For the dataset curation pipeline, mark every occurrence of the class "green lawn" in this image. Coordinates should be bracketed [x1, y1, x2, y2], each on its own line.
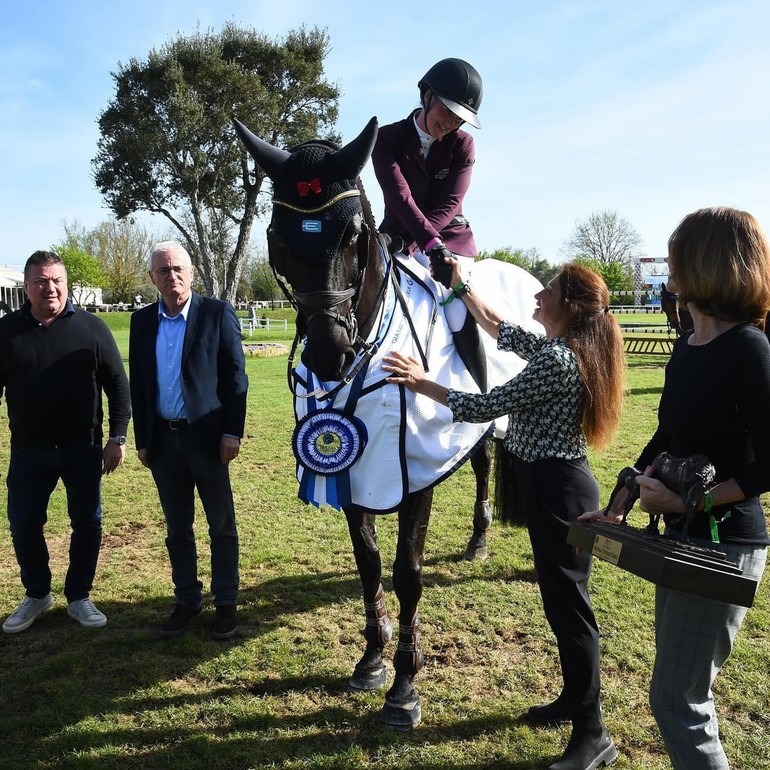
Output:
[0, 313, 767, 770]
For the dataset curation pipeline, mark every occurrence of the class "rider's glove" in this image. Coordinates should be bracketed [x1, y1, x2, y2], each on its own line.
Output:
[426, 243, 454, 289]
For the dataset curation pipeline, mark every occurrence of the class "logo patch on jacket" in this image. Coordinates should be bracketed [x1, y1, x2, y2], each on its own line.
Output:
[434, 168, 450, 181]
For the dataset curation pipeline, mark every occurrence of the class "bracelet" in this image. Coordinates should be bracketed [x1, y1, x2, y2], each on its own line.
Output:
[439, 281, 471, 306]
[454, 281, 471, 299]
[703, 488, 713, 513]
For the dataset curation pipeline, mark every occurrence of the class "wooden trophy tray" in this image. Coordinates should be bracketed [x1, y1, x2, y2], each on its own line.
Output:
[567, 521, 757, 608]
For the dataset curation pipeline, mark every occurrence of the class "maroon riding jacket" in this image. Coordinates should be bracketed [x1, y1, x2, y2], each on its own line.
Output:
[372, 109, 478, 257]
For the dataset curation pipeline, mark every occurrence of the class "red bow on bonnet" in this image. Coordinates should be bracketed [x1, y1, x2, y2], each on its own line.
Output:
[296, 178, 322, 197]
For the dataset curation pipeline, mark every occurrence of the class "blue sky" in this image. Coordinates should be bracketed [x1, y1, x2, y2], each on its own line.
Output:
[2, 0, 769, 271]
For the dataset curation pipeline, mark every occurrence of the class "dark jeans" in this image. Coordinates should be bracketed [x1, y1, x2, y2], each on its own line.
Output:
[6, 444, 103, 601]
[150, 426, 239, 608]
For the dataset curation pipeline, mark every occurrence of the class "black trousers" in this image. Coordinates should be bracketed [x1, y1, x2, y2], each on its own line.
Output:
[149, 425, 239, 608]
[513, 453, 603, 729]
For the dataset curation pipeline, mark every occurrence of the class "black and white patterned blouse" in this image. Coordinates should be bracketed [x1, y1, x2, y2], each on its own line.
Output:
[446, 321, 587, 461]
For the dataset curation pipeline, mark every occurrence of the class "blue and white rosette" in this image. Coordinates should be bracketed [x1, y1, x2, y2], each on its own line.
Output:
[293, 409, 368, 509]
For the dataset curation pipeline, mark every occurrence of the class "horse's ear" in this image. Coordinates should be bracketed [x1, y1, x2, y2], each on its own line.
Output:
[334, 117, 379, 179]
[232, 117, 291, 180]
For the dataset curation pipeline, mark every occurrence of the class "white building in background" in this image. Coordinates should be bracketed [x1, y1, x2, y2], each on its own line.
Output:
[0, 267, 24, 312]
[70, 284, 104, 307]
[0, 268, 105, 313]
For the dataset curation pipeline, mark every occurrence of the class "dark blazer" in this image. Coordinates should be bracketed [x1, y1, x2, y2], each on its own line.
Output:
[129, 292, 248, 461]
[371, 109, 477, 256]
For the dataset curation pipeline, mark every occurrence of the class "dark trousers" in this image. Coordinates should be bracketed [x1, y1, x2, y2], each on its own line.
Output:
[515, 454, 603, 729]
[150, 425, 239, 608]
[6, 444, 103, 602]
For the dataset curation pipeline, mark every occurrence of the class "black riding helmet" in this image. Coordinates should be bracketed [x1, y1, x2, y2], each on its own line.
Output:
[418, 58, 483, 129]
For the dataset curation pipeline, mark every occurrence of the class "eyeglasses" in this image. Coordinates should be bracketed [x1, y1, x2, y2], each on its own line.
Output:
[152, 266, 190, 277]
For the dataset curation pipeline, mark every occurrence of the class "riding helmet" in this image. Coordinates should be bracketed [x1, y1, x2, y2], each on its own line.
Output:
[418, 58, 483, 129]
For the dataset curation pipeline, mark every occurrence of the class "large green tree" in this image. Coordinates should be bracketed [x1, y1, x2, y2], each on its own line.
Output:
[92, 24, 340, 302]
[54, 241, 105, 307]
[573, 256, 635, 304]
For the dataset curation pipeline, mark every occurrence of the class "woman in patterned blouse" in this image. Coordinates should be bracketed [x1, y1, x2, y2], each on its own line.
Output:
[384, 260, 624, 770]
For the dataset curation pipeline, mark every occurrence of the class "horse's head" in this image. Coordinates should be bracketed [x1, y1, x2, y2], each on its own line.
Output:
[660, 282, 694, 337]
[234, 117, 381, 381]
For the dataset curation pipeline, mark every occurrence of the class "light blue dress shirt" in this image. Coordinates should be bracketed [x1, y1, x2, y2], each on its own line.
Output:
[155, 296, 191, 420]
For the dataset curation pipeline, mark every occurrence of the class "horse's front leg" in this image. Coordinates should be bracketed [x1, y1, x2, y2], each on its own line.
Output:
[464, 437, 493, 561]
[380, 489, 432, 729]
[344, 506, 392, 691]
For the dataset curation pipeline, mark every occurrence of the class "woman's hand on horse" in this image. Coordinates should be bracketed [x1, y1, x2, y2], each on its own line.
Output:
[383, 350, 451, 406]
[383, 350, 427, 391]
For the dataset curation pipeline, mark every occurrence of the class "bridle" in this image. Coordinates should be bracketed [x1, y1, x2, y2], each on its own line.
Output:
[269, 187, 389, 401]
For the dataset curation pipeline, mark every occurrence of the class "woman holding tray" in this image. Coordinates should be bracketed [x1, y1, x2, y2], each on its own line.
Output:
[582, 206, 770, 770]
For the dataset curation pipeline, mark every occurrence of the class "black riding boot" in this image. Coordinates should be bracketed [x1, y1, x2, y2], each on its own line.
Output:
[452, 312, 487, 392]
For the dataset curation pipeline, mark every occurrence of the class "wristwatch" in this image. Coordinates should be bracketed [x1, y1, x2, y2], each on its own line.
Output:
[109, 435, 127, 446]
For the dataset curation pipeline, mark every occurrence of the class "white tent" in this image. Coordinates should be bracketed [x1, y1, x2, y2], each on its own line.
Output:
[0, 267, 25, 311]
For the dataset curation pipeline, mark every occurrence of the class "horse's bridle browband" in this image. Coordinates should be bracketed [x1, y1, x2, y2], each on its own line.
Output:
[272, 189, 361, 215]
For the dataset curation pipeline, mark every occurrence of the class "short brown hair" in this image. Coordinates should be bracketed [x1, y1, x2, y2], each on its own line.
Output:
[667, 207, 770, 324]
[24, 250, 64, 280]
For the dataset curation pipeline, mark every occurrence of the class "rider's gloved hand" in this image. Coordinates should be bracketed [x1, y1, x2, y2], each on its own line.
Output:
[426, 243, 454, 289]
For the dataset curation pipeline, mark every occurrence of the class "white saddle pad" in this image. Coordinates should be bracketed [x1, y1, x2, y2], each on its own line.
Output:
[292, 257, 543, 511]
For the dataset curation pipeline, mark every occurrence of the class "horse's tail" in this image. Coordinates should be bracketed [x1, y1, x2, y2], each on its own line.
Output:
[492, 440, 527, 526]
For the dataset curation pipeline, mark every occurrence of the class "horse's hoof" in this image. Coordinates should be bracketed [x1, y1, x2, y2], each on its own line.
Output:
[379, 692, 421, 729]
[463, 543, 488, 561]
[348, 664, 387, 691]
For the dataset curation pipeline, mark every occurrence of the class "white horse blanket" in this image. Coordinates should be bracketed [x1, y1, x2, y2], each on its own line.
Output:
[292, 256, 543, 512]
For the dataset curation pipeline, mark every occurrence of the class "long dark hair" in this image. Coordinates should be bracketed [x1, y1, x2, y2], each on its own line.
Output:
[558, 263, 625, 449]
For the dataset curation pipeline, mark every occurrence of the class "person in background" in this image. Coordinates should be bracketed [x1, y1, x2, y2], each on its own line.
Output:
[384, 258, 624, 770]
[0, 250, 130, 633]
[129, 241, 248, 640]
[581, 207, 770, 770]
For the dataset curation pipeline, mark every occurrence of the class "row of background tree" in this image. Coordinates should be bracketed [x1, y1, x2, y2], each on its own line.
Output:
[59, 23, 642, 305]
[54, 206, 640, 308]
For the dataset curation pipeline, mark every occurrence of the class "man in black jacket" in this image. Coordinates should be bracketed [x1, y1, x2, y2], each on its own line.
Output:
[0, 250, 130, 633]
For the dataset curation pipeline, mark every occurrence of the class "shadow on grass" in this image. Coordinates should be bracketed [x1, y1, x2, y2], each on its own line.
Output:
[0, 563, 542, 770]
[24, 670, 564, 770]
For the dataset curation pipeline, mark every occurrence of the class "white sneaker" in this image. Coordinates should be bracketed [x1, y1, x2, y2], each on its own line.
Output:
[3, 593, 54, 633]
[67, 598, 107, 628]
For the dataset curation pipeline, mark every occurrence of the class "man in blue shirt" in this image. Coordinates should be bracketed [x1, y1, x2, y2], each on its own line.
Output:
[129, 242, 248, 639]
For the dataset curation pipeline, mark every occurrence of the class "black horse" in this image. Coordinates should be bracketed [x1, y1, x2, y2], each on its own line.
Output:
[660, 282, 693, 337]
[233, 116, 537, 728]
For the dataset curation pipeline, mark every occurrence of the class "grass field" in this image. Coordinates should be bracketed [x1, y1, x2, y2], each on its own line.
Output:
[0, 311, 767, 770]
